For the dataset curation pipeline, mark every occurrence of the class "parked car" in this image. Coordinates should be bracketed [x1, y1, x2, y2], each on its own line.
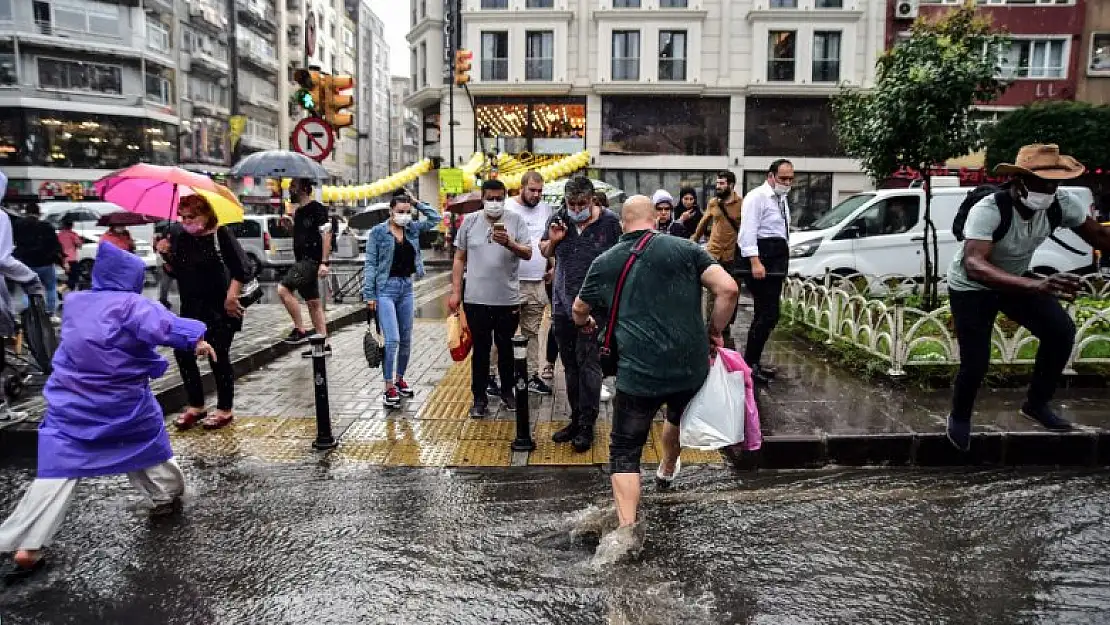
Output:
[40, 201, 155, 251]
[788, 185, 1097, 279]
[225, 218, 267, 273]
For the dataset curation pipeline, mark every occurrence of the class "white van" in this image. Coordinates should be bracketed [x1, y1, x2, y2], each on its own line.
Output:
[39, 201, 156, 252]
[788, 186, 1097, 279]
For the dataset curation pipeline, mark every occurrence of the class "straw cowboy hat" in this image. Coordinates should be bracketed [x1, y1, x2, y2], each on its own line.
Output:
[993, 144, 1085, 180]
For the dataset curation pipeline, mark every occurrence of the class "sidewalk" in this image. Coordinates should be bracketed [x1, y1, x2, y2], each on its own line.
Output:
[164, 300, 1110, 470]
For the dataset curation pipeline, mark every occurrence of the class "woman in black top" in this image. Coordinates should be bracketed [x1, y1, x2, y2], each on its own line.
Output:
[157, 194, 250, 430]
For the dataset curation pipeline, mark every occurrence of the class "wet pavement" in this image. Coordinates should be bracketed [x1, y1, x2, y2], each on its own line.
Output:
[1, 461, 1110, 624]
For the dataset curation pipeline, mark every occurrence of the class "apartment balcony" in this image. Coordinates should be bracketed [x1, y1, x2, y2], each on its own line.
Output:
[238, 2, 277, 35]
[16, 19, 140, 60]
[187, 2, 228, 31]
[240, 90, 281, 112]
[190, 97, 230, 118]
[143, 0, 176, 17]
[240, 49, 281, 76]
[191, 48, 231, 74]
[241, 129, 279, 151]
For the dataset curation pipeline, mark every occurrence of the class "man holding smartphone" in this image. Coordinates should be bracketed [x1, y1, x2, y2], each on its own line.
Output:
[449, 179, 533, 419]
[945, 144, 1110, 451]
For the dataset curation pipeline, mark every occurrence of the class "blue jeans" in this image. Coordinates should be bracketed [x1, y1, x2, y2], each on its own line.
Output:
[377, 277, 414, 382]
[28, 266, 57, 314]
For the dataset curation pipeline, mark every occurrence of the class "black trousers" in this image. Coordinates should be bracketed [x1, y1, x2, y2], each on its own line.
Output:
[738, 238, 789, 367]
[610, 389, 697, 474]
[553, 315, 602, 427]
[949, 289, 1075, 423]
[463, 303, 519, 401]
[175, 326, 235, 411]
[546, 325, 559, 364]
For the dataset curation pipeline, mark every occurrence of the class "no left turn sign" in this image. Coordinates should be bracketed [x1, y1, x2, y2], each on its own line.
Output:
[292, 117, 334, 162]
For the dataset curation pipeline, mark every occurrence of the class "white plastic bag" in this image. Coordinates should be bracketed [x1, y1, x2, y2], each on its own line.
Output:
[679, 358, 746, 450]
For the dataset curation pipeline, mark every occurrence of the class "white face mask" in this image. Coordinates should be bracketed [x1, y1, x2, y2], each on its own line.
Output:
[773, 184, 791, 197]
[1023, 190, 1055, 211]
[392, 213, 412, 227]
[483, 200, 504, 219]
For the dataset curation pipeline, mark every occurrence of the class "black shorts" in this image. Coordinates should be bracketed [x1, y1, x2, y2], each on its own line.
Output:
[610, 388, 698, 474]
[280, 259, 320, 301]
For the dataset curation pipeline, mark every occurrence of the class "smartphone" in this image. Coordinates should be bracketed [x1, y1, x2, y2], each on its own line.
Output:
[493, 222, 506, 232]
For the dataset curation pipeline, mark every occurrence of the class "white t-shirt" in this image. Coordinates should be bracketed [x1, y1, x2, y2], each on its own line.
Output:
[507, 197, 553, 281]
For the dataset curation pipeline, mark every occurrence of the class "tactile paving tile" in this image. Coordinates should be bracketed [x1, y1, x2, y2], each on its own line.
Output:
[650, 423, 723, 465]
[267, 417, 319, 439]
[241, 438, 311, 463]
[451, 440, 511, 467]
[458, 420, 516, 441]
[332, 440, 395, 464]
[528, 440, 595, 466]
[385, 441, 458, 467]
[341, 419, 391, 442]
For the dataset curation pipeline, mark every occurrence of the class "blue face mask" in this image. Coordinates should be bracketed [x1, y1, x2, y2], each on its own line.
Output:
[568, 207, 591, 223]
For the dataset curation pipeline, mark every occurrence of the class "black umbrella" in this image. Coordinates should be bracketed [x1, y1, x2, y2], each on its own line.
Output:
[229, 150, 330, 181]
[96, 212, 160, 227]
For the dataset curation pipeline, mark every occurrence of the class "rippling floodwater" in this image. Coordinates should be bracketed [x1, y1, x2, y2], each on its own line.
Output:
[1, 462, 1109, 625]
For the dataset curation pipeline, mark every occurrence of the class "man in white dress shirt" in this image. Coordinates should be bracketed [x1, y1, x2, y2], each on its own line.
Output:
[737, 159, 794, 384]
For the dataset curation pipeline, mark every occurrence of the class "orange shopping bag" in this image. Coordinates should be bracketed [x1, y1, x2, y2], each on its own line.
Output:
[447, 309, 472, 362]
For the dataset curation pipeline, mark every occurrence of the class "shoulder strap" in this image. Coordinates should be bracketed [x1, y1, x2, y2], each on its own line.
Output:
[1047, 198, 1063, 232]
[716, 199, 740, 232]
[601, 232, 656, 354]
[992, 191, 1014, 243]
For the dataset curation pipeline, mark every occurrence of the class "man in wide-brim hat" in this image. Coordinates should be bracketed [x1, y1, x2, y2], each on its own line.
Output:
[945, 144, 1110, 452]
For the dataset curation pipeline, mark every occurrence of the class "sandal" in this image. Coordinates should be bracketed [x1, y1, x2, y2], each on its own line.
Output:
[5, 552, 46, 585]
[174, 409, 206, 431]
[201, 411, 234, 430]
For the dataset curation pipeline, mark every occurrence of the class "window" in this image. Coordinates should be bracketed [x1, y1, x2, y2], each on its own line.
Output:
[743, 171, 836, 229]
[816, 0, 843, 6]
[845, 197, 921, 237]
[813, 31, 841, 82]
[481, 0, 508, 8]
[525, 31, 554, 81]
[420, 0, 426, 17]
[147, 18, 170, 54]
[744, 97, 843, 158]
[612, 31, 640, 80]
[660, 0, 688, 6]
[999, 39, 1066, 79]
[0, 0, 11, 21]
[1090, 33, 1110, 74]
[0, 50, 14, 86]
[769, 0, 797, 6]
[768, 31, 796, 81]
[659, 31, 687, 81]
[526, 0, 554, 6]
[601, 96, 728, 156]
[419, 42, 427, 86]
[481, 32, 509, 81]
[145, 74, 172, 106]
[612, 0, 641, 6]
[38, 58, 122, 95]
[411, 47, 418, 87]
[6, 108, 178, 168]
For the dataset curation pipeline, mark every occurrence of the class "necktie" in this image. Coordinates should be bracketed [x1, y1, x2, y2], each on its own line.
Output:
[777, 196, 788, 234]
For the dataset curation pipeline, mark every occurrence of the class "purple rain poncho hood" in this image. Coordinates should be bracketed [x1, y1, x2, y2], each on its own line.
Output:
[37, 242, 206, 479]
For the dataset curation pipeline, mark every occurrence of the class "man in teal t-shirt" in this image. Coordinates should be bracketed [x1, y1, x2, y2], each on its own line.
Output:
[945, 144, 1110, 452]
[573, 195, 739, 539]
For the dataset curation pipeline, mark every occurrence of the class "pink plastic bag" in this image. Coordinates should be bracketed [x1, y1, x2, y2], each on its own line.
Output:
[716, 348, 762, 451]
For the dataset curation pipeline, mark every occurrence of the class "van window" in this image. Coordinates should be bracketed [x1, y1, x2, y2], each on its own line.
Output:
[267, 218, 293, 238]
[807, 194, 874, 231]
[851, 197, 922, 237]
[228, 220, 262, 239]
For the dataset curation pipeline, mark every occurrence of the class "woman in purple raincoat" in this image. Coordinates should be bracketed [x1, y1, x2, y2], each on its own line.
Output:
[0, 242, 215, 581]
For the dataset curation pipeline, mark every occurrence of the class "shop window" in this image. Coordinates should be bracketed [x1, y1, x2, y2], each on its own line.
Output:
[7, 108, 177, 169]
[743, 170, 834, 229]
[599, 170, 718, 209]
[744, 97, 843, 158]
[37, 58, 122, 95]
[601, 96, 728, 156]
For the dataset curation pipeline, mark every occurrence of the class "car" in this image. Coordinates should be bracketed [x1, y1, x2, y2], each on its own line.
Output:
[60, 233, 158, 288]
[40, 201, 155, 250]
[224, 218, 267, 274]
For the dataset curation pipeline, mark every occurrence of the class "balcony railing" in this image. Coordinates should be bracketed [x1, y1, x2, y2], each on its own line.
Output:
[32, 20, 127, 47]
[612, 58, 639, 81]
[525, 59, 553, 81]
[812, 60, 840, 83]
[658, 59, 686, 81]
[481, 59, 508, 81]
[768, 60, 796, 82]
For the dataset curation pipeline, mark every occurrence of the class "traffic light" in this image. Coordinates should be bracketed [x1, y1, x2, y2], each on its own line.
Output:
[292, 68, 323, 113]
[454, 49, 472, 87]
[323, 74, 354, 130]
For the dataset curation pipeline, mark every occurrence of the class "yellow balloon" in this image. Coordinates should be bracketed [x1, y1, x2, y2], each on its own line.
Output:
[281, 178, 292, 190]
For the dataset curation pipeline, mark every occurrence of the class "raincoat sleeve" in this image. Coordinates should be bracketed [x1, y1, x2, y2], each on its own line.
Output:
[127, 298, 207, 351]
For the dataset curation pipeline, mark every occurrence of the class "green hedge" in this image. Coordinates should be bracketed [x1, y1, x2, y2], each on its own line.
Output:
[985, 102, 1110, 171]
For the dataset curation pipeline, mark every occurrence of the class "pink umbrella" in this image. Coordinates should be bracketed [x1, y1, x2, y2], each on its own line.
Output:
[93, 164, 220, 222]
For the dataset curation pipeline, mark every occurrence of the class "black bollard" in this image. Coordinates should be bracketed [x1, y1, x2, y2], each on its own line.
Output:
[310, 335, 338, 450]
[510, 334, 535, 452]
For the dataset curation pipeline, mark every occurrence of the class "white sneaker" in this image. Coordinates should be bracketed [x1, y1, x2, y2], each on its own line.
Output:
[655, 457, 682, 488]
[600, 384, 612, 402]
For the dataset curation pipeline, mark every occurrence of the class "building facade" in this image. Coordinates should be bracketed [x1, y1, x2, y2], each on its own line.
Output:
[390, 75, 420, 175]
[406, 0, 888, 226]
[356, 4, 390, 185]
[1077, 0, 1109, 104]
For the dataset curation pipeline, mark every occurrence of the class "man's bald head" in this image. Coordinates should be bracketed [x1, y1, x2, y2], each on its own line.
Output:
[621, 195, 656, 233]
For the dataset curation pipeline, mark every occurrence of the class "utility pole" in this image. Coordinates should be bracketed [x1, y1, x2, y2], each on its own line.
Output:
[227, 0, 241, 164]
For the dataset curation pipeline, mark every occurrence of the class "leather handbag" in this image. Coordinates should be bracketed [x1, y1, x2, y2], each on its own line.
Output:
[363, 310, 384, 369]
[599, 231, 656, 378]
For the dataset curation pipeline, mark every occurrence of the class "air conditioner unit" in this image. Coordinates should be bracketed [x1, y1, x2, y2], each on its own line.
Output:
[895, 0, 919, 19]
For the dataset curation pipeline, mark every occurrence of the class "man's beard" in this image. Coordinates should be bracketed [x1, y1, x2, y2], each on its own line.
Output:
[522, 195, 539, 208]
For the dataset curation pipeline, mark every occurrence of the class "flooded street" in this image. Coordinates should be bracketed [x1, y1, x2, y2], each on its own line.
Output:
[2, 462, 1109, 625]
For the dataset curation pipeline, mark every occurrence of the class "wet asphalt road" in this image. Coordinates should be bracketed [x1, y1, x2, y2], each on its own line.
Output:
[2, 459, 1110, 625]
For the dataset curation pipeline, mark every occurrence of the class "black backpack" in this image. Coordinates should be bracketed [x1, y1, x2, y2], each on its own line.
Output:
[952, 183, 1085, 255]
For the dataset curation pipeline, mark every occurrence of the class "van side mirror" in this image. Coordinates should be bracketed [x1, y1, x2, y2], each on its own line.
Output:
[836, 224, 863, 240]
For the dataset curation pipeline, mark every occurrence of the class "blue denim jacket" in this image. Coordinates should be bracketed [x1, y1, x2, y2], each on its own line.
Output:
[362, 202, 441, 302]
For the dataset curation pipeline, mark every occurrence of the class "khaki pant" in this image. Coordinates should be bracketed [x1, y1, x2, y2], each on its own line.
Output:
[519, 280, 549, 376]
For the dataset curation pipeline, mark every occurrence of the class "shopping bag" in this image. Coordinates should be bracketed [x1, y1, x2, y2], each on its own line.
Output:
[679, 357, 746, 450]
[716, 348, 763, 451]
[447, 310, 472, 362]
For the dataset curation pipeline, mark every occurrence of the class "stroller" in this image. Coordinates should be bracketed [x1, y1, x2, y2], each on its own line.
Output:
[3, 294, 57, 405]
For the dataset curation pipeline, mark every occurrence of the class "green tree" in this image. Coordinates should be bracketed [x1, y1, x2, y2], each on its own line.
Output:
[833, 2, 1008, 309]
[985, 102, 1110, 170]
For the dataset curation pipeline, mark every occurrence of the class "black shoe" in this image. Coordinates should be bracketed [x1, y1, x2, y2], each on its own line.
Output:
[572, 425, 595, 453]
[946, 415, 971, 452]
[486, 377, 500, 397]
[500, 393, 517, 412]
[283, 329, 310, 345]
[469, 400, 489, 419]
[751, 366, 773, 385]
[759, 365, 778, 379]
[301, 344, 333, 358]
[552, 421, 579, 444]
[1020, 402, 1074, 432]
[528, 375, 552, 395]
